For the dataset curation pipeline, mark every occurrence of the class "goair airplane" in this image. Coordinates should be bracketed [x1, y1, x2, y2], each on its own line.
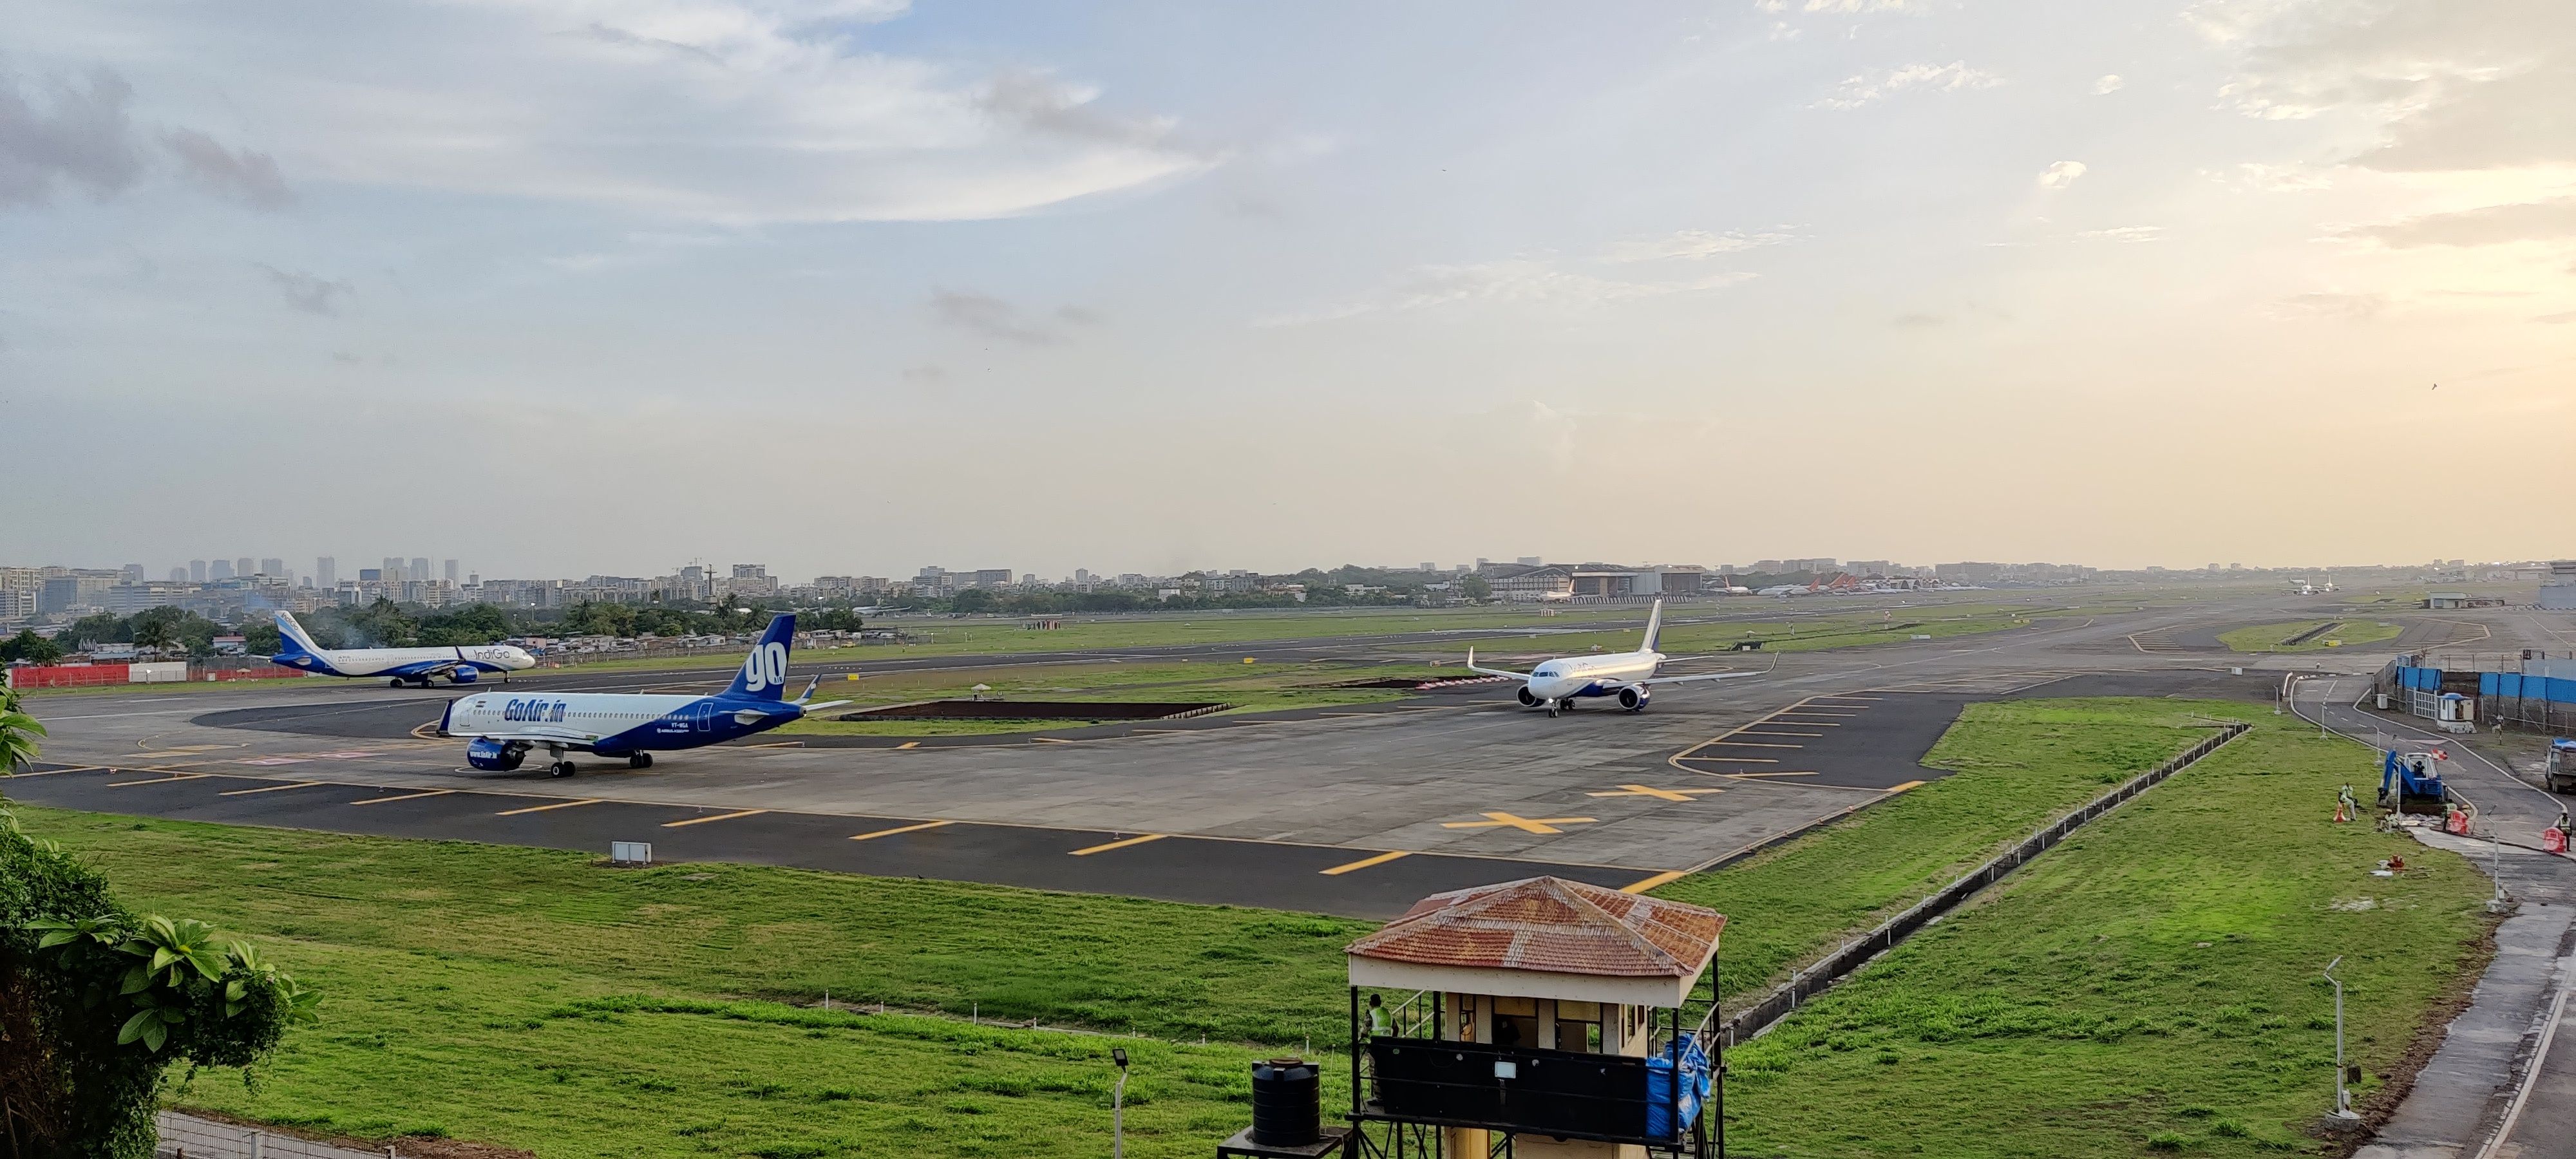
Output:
[439, 614, 847, 777]
[1466, 599, 1764, 717]
[269, 612, 535, 687]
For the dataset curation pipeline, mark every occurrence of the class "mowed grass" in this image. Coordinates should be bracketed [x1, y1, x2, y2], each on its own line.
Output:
[775, 661, 1443, 736]
[1720, 708, 2492, 1158]
[1656, 699, 2233, 1000]
[1, 810, 1367, 1156]
[2219, 619, 2407, 653]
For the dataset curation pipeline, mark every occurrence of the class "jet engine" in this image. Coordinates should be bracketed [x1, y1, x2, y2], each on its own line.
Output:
[466, 737, 527, 771]
[450, 668, 479, 684]
[1517, 686, 1541, 706]
[1617, 686, 1650, 711]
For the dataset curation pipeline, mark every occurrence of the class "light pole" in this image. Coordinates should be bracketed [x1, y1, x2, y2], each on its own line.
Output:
[1110, 1047, 1130, 1159]
[2325, 956, 2359, 1123]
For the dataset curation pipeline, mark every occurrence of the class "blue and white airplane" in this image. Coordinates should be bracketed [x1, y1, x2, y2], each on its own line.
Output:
[1465, 599, 1765, 717]
[439, 614, 847, 777]
[269, 612, 536, 688]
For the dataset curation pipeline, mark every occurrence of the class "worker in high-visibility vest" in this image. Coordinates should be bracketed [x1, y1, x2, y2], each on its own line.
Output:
[2335, 784, 2356, 823]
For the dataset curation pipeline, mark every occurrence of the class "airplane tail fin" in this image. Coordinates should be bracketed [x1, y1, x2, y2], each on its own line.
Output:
[272, 611, 325, 658]
[1640, 599, 1665, 653]
[724, 614, 799, 701]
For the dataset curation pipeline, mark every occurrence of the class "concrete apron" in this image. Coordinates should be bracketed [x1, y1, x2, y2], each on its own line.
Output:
[2357, 830, 2576, 1159]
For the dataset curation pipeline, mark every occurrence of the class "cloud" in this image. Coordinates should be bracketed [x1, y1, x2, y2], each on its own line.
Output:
[2094, 74, 2125, 95]
[1815, 62, 2004, 109]
[1604, 228, 1797, 262]
[2344, 198, 2576, 247]
[900, 364, 948, 384]
[2037, 160, 2088, 189]
[259, 265, 354, 316]
[2078, 225, 2163, 242]
[163, 129, 292, 210]
[0, 67, 144, 207]
[2201, 0, 2575, 172]
[2273, 291, 2385, 320]
[1891, 312, 1946, 327]
[37, 1, 1221, 224]
[1261, 260, 1755, 326]
[931, 291, 1093, 346]
[1796, 0, 1924, 12]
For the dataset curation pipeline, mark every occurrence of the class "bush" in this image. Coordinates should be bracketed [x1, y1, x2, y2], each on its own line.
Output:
[0, 801, 317, 1158]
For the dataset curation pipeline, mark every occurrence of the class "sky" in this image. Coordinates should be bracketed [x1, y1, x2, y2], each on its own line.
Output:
[3, 0, 2570, 582]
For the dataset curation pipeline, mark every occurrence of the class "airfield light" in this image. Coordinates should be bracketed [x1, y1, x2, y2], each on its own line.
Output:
[2324, 956, 2358, 1122]
[1110, 1048, 1132, 1158]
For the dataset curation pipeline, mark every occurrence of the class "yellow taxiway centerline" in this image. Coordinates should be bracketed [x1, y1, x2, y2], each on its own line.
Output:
[218, 781, 324, 796]
[1320, 850, 1412, 876]
[350, 788, 457, 806]
[3, 764, 104, 778]
[108, 773, 209, 787]
[1620, 871, 1689, 894]
[661, 808, 768, 828]
[850, 820, 954, 842]
[496, 798, 602, 816]
[1887, 780, 1927, 793]
[1070, 833, 1168, 856]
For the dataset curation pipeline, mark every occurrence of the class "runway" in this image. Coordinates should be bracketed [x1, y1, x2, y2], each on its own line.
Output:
[10, 592, 2533, 918]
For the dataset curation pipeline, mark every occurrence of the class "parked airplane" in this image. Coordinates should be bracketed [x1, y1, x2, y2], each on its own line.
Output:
[269, 612, 535, 687]
[439, 614, 847, 777]
[1466, 599, 1765, 717]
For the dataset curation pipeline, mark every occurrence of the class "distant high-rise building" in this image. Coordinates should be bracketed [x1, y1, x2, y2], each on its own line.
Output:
[209, 560, 234, 581]
[189, 560, 207, 583]
[122, 563, 144, 583]
[168, 567, 189, 583]
[260, 558, 284, 578]
[316, 557, 337, 588]
[410, 558, 430, 584]
[444, 559, 460, 583]
[1419, 562, 1437, 572]
[1517, 556, 1542, 566]
[235, 557, 254, 580]
[383, 557, 406, 583]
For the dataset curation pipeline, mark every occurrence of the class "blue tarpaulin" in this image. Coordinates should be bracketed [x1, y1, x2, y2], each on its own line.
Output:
[2403, 666, 2576, 704]
[1644, 1034, 1712, 1141]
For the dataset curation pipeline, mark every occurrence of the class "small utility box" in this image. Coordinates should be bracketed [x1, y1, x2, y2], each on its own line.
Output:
[2436, 693, 2476, 735]
[611, 841, 654, 866]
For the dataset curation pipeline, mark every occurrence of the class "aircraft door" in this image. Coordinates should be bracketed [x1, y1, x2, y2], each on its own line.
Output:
[692, 701, 715, 733]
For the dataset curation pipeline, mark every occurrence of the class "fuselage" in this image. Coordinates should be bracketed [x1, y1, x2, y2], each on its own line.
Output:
[1526, 650, 1663, 702]
[274, 643, 535, 681]
[440, 690, 809, 756]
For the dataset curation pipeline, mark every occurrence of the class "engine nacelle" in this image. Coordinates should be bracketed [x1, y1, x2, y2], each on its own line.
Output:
[450, 668, 479, 684]
[1617, 686, 1649, 711]
[466, 737, 526, 771]
[1517, 686, 1541, 706]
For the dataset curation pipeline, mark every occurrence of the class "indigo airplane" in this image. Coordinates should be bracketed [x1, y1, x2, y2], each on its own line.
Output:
[269, 612, 535, 687]
[439, 614, 846, 777]
[1466, 599, 1765, 717]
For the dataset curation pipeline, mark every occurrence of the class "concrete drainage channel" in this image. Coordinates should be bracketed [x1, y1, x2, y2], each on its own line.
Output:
[1717, 721, 2253, 1046]
[156, 1111, 401, 1159]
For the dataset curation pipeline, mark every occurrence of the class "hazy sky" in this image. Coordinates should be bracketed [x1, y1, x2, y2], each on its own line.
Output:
[5, 0, 2570, 581]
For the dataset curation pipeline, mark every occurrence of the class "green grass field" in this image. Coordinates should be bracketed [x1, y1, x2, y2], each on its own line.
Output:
[2218, 619, 2407, 653]
[1722, 709, 2490, 1157]
[775, 661, 1441, 736]
[0, 695, 2486, 1157]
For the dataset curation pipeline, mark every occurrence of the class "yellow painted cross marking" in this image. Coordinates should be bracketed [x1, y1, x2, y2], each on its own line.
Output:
[851, 820, 953, 842]
[894, 741, 920, 749]
[496, 798, 601, 816]
[1586, 785, 1723, 802]
[1620, 871, 1689, 894]
[1887, 780, 1927, 793]
[108, 773, 208, 787]
[661, 808, 767, 828]
[350, 789, 456, 806]
[218, 781, 323, 796]
[1441, 812, 1598, 835]
[1321, 850, 1412, 876]
[1070, 833, 1167, 856]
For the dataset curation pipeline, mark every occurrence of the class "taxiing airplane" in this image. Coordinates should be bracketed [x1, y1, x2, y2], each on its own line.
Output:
[1466, 599, 1765, 717]
[269, 612, 535, 687]
[439, 614, 847, 777]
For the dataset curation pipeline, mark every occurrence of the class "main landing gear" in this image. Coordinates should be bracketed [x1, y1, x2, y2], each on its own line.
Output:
[628, 753, 653, 770]
[548, 760, 577, 778]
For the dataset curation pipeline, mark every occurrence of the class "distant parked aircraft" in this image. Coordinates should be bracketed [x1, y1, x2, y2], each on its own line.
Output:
[439, 614, 847, 776]
[1466, 599, 1765, 717]
[269, 612, 535, 688]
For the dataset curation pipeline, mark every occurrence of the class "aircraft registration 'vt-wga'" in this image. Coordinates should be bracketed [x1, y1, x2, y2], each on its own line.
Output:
[269, 612, 535, 687]
[439, 614, 848, 777]
[1466, 599, 1766, 717]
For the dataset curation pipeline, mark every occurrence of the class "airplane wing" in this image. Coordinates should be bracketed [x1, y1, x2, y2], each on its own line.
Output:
[798, 700, 853, 713]
[1464, 648, 1532, 680]
[456, 723, 598, 745]
[1637, 656, 1778, 687]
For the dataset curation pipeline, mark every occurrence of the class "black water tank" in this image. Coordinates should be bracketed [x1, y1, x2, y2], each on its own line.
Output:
[1250, 1058, 1320, 1146]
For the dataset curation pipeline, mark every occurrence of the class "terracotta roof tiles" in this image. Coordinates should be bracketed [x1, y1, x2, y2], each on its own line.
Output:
[1345, 876, 1723, 978]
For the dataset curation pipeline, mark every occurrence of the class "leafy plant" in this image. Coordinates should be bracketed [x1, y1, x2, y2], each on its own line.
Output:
[0, 685, 46, 773]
